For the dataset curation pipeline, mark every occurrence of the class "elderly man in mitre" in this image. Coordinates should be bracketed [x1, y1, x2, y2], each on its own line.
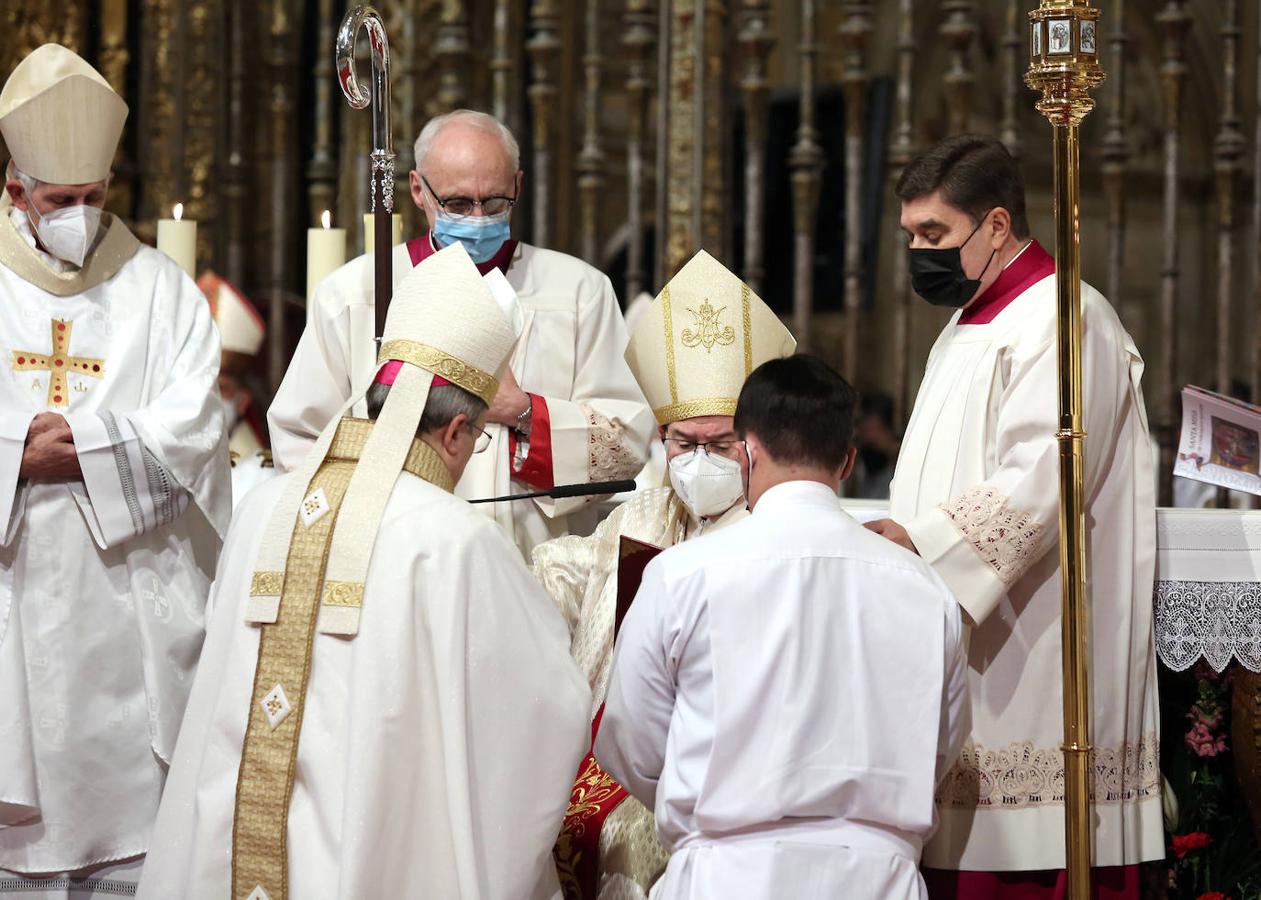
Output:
[138, 243, 590, 900]
[532, 250, 795, 900]
[199, 270, 276, 506]
[0, 44, 229, 894]
[269, 108, 653, 556]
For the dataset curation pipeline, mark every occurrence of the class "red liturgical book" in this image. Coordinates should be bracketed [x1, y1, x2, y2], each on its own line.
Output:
[615, 536, 663, 638]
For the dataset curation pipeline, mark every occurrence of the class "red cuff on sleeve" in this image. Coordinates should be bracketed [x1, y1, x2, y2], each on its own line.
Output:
[507, 394, 554, 489]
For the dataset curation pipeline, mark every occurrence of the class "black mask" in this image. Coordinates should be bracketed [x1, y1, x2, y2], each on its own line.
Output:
[908, 213, 997, 308]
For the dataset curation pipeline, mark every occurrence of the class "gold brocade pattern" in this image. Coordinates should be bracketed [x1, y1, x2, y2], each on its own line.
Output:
[680, 299, 736, 352]
[377, 339, 499, 405]
[320, 581, 364, 607]
[554, 755, 630, 899]
[250, 572, 283, 596]
[232, 419, 454, 899]
[935, 732, 1161, 809]
[652, 398, 738, 427]
[661, 286, 679, 406]
[232, 459, 356, 900]
[599, 795, 670, 896]
[740, 284, 753, 375]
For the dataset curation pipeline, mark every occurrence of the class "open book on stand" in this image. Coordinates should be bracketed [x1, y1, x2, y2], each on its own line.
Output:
[1174, 385, 1261, 497]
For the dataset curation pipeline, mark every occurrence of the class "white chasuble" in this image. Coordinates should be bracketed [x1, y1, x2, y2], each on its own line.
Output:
[533, 486, 746, 900]
[267, 239, 654, 556]
[0, 206, 230, 875]
[138, 437, 590, 900]
[889, 241, 1163, 871]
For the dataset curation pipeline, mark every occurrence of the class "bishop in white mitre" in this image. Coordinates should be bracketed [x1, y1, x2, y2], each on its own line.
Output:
[532, 250, 796, 900]
[138, 243, 590, 900]
[268, 109, 654, 556]
[0, 44, 229, 895]
[868, 136, 1162, 896]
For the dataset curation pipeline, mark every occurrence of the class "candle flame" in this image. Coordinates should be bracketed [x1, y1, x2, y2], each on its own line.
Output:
[322, 209, 332, 229]
[173, 202, 184, 221]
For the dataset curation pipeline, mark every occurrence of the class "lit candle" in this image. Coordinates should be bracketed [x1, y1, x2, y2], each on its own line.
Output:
[362, 213, 403, 254]
[307, 210, 347, 297]
[157, 202, 196, 276]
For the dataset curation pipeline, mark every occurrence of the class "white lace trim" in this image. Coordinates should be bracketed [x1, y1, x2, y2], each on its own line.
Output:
[936, 733, 1161, 810]
[941, 486, 1045, 585]
[1155, 579, 1261, 673]
[584, 404, 640, 483]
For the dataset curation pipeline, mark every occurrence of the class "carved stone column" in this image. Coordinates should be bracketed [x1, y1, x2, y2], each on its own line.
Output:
[223, 0, 249, 286]
[577, 0, 607, 266]
[738, 0, 773, 294]
[661, 0, 728, 279]
[265, 0, 301, 392]
[307, 0, 339, 228]
[527, 0, 561, 248]
[889, 0, 916, 426]
[788, 0, 823, 350]
[999, 0, 1022, 157]
[623, 0, 656, 300]
[1156, 0, 1191, 508]
[839, 1, 872, 384]
[1101, 0, 1130, 310]
[436, 0, 471, 112]
[1214, 0, 1244, 397]
[939, 0, 977, 134]
[98, 0, 133, 215]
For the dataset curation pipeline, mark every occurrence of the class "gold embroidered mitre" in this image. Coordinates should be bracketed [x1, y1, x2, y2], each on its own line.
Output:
[626, 249, 796, 425]
[246, 242, 519, 636]
[0, 44, 128, 184]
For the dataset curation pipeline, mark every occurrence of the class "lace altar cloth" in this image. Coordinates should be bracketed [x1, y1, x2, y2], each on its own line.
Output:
[1155, 508, 1261, 673]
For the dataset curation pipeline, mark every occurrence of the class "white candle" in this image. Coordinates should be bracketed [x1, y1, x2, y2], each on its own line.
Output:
[362, 213, 403, 254]
[307, 210, 347, 297]
[157, 202, 196, 276]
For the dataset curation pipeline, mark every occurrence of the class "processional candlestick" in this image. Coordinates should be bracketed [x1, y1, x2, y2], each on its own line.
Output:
[336, 6, 395, 339]
[1024, 4, 1105, 897]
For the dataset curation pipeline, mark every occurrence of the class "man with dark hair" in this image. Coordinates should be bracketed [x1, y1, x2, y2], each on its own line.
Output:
[596, 354, 969, 900]
[867, 134, 1162, 896]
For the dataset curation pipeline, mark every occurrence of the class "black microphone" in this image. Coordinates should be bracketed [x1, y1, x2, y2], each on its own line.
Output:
[469, 479, 637, 504]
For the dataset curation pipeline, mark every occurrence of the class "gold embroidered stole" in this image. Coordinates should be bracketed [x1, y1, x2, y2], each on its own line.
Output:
[232, 419, 450, 900]
[0, 196, 141, 296]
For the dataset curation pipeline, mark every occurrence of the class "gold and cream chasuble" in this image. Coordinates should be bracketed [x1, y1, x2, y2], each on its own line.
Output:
[232, 420, 452, 898]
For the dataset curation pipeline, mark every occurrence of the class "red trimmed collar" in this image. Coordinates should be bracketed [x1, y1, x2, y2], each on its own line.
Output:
[958, 240, 1055, 325]
[405, 231, 519, 275]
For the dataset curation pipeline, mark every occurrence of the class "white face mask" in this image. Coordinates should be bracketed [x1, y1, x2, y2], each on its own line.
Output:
[27, 200, 103, 267]
[668, 449, 745, 519]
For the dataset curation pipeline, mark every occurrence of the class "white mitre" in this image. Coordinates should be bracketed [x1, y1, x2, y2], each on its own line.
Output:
[0, 43, 127, 185]
[245, 242, 518, 636]
[197, 271, 265, 357]
[625, 249, 796, 425]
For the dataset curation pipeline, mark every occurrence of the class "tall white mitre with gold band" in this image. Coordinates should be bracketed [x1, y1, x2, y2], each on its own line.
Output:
[626, 249, 796, 425]
[245, 242, 518, 635]
[197, 270, 265, 357]
[0, 43, 127, 184]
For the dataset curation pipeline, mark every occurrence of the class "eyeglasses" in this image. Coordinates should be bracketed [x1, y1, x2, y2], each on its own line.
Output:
[468, 423, 492, 454]
[663, 437, 744, 459]
[421, 173, 516, 219]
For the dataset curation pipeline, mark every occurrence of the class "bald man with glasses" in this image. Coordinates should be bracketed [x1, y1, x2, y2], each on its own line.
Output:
[270, 109, 654, 556]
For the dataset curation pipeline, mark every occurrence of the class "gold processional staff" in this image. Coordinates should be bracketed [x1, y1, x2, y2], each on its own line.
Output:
[1025, 3, 1105, 898]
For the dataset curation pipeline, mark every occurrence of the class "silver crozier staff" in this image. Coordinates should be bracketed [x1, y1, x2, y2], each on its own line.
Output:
[335, 6, 395, 338]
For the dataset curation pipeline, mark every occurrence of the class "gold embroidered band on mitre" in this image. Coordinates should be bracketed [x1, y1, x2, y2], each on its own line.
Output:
[378, 338, 499, 406]
[232, 416, 451, 900]
[651, 398, 739, 427]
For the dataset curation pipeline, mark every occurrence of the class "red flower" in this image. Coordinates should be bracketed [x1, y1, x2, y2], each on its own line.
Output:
[1171, 832, 1214, 858]
[1196, 893, 1229, 900]
[1185, 722, 1228, 758]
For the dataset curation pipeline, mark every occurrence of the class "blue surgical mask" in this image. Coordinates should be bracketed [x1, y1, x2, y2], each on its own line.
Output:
[432, 210, 511, 264]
